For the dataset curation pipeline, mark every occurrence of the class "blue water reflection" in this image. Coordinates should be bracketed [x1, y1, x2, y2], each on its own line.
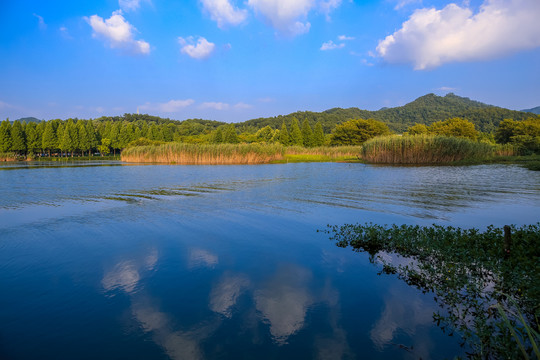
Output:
[1, 162, 539, 359]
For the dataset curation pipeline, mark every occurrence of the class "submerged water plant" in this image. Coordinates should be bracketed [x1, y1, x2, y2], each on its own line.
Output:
[325, 223, 540, 359]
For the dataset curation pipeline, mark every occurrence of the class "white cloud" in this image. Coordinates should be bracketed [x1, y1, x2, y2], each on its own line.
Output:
[119, 0, 151, 11]
[86, 10, 150, 55]
[140, 99, 195, 113]
[320, 40, 344, 51]
[201, 0, 248, 27]
[200, 102, 230, 110]
[320, 0, 342, 20]
[59, 26, 73, 39]
[234, 102, 252, 109]
[337, 34, 354, 41]
[247, 0, 315, 36]
[33, 13, 46, 30]
[437, 86, 457, 92]
[394, 0, 422, 10]
[179, 36, 216, 59]
[377, 0, 540, 70]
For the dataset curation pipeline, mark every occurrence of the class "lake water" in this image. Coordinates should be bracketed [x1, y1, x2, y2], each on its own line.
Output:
[1, 161, 539, 360]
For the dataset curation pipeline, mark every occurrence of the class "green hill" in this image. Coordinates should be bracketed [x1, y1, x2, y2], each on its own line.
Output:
[236, 93, 532, 133]
[521, 106, 540, 115]
[14, 117, 42, 123]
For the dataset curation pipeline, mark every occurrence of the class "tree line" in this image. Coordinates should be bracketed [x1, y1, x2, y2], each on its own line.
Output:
[1, 113, 538, 158]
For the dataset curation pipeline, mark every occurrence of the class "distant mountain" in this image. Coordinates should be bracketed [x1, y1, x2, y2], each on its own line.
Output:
[236, 93, 532, 133]
[521, 106, 540, 115]
[14, 117, 42, 123]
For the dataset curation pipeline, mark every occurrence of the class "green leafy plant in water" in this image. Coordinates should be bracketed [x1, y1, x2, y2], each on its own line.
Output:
[324, 223, 540, 359]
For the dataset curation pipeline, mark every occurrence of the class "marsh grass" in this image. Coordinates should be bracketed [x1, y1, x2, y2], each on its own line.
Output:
[121, 143, 286, 165]
[361, 135, 515, 164]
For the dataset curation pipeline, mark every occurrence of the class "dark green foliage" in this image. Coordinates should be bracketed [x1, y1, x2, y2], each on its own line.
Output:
[13, 117, 41, 124]
[212, 128, 224, 143]
[25, 122, 41, 153]
[312, 122, 325, 146]
[330, 118, 391, 145]
[301, 119, 313, 147]
[235, 93, 531, 133]
[0, 120, 13, 152]
[279, 122, 289, 145]
[326, 223, 540, 359]
[255, 125, 274, 142]
[495, 117, 540, 154]
[289, 118, 303, 146]
[223, 124, 239, 144]
[10, 121, 26, 154]
[41, 121, 57, 156]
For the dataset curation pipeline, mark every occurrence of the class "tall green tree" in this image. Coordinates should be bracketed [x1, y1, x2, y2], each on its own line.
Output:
[330, 119, 391, 145]
[279, 122, 289, 145]
[255, 125, 274, 142]
[42, 121, 57, 156]
[0, 119, 12, 153]
[77, 121, 90, 156]
[289, 118, 303, 146]
[25, 122, 41, 154]
[86, 122, 98, 155]
[109, 122, 121, 155]
[301, 119, 313, 147]
[223, 124, 239, 143]
[10, 121, 26, 155]
[212, 128, 223, 143]
[312, 122, 325, 146]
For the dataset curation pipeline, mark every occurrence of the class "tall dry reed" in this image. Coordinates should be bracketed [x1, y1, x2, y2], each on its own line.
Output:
[361, 135, 501, 164]
[285, 146, 362, 158]
[121, 143, 285, 165]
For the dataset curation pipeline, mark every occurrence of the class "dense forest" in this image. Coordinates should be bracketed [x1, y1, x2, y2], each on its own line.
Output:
[1, 93, 538, 158]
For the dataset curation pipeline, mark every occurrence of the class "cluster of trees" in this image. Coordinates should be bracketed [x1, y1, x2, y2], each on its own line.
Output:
[1, 109, 539, 157]
[0, 118, 184, 157]
[406, 117, 479, 139]
[495, 118, 540, 154]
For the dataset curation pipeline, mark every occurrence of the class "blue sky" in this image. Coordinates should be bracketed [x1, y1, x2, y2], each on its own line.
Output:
[1, 0, 539, 122]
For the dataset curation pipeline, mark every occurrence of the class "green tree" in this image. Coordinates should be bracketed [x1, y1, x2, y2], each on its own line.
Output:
[25, 122, 41, 155]
[495, 117, 540, 154]
[330, 119, 391, 145]
[0, 119, 12, 153]
[428, 117, 478, 139]
[223, 124, 239, 143]
[406, 123, 429, 135]
[87, 122, 98, 156]
[212, 128, 224, 143]
[301, 119, 314, 147]
[77, 121, 91, 156]
[312, 122, 325, 146]
[279, 122, 289, 145]
[41, 121, 57, 156]
[289, 118, 303, 146]
[255, 126, 274, 143]
[98, 138, 111, 156]
[109, 122, 121, 155]
[10, 121, 26, 155]
[161, 124, 174, 142]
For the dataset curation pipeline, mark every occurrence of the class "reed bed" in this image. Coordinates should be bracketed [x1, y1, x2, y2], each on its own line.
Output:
[285, 146, 363, 158]
[361, 135, 499, 164]
[121, 143, 285, 165]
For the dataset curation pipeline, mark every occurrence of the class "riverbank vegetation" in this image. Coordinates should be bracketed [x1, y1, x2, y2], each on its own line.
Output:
[0, 98, 538, 166]
[325, 223, 540, 359]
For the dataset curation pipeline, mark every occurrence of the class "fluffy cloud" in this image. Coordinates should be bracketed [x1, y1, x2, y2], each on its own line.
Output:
[201, 0, 248, 27]
[86, 10, 150, 55]
[337, 35, 354, 41]
[320, 40, 344, 51]
[247, 0, 315, 36]
[377, 0, 540, 70]
[140, 99, 195, 113]
[119, 0, 143, 11]
[320, 0, 342, 20]
[200, 102, 230, 110]
[179, 36, 216, 59]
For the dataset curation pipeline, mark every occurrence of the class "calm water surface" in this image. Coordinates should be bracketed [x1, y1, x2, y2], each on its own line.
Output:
[1, 161, 539, 359]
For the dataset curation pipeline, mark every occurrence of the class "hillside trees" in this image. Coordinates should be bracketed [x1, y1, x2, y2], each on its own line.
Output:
[330, 119, 391, 145]
[0, 120, 13, 152]
[495, 117, 540, 154]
